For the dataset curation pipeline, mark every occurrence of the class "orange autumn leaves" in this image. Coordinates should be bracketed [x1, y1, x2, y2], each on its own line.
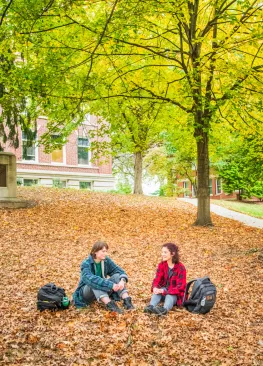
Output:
[0, 187, 262, 365]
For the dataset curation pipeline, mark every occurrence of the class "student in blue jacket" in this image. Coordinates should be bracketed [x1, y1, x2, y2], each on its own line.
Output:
[73, 241, 134, 314]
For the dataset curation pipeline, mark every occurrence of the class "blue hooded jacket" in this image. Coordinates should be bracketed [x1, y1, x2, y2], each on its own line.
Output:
[73, 255, 128, 308]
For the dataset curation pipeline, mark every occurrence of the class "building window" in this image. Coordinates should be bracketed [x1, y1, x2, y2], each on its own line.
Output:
[53, 179, 66, 188]
[51, 135, 64, 163]
[78, 137, 90, 165]
[183, 181, 189, 197]
[209, 179, 213, 195]
[17, 178, 38, 186]
[80, 181, 91, 189]
[22, 131, 36, 161]
[24, 179, 38, 186]
[17, 177, 23, 186]
[216, 179, 222, 194]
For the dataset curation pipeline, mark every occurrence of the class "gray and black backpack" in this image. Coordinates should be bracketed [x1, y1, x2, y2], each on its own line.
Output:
[183, 276, 216, 314]
[37, 283, 70, 312]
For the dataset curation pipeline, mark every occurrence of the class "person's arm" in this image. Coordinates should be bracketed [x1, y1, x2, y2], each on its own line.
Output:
[152, 263, 164, 291]
[162, 263, 186, 296]
[81, 261, 114, 292]
[107, 257, 128, 282]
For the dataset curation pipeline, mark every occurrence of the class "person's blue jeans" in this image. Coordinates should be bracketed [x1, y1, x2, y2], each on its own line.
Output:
[81, 273, 127, 304]
[150, 293, 177, 311]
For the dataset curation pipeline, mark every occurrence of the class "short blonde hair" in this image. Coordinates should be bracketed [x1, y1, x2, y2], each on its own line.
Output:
[90, 241, 109, 258]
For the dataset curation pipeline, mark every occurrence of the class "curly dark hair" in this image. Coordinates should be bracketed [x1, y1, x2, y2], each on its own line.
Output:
[162, 242, 179, 263]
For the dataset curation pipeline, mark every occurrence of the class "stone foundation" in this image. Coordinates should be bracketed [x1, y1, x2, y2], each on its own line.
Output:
[0, 152, 36, 209]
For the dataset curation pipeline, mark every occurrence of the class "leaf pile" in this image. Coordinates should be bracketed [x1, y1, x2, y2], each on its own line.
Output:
[0, 187, 262, 365]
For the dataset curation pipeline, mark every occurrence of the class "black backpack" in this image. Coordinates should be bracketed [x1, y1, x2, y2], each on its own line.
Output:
[37, 283, 70, 312]
[183, 276, 216, 314]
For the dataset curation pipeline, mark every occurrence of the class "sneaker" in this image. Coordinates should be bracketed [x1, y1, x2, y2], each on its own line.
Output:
[106, 300, 123, 314]
[144, 304, 155, 314]
[151, 306, 168, 316]
[123, 297, 135, 310]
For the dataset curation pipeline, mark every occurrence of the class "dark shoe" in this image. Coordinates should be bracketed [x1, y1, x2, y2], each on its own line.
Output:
[144, 304, 155, 314]
[152, 306, 168, 316]
[123, 297, 135, 310]
[106, 300, 123, 314]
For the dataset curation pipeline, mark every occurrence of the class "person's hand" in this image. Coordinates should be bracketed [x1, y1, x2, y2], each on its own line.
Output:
[118, 279, 125, 291]
[153, 288, 164, 294]
[113, 283, 120, 292]
[153, 287, 160, 294]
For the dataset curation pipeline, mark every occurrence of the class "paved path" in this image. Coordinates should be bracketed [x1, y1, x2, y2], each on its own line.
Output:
[179, 198, 263, 229]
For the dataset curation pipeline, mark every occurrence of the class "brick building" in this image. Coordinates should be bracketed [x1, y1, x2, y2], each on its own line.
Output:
[3, 115, 115, 191]
[177, 170, 236, 200]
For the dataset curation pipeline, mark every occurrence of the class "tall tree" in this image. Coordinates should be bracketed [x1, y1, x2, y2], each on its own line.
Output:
[90, 98, 165, 194]
[8, 0, 263, 224]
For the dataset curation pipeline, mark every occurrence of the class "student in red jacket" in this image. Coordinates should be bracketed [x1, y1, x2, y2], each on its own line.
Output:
[144, 242, 186, 316]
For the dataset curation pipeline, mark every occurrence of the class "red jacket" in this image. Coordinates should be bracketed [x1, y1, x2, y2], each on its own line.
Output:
[152, 261, 187, 307]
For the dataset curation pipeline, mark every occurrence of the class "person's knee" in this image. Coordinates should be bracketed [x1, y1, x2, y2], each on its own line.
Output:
[82, 285, 95, 303]
[110, 273, 121, 283]
[165, 294, 177, 305]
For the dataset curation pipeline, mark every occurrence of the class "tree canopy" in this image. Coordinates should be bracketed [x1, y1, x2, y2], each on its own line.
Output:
[1, 0, 263, 224]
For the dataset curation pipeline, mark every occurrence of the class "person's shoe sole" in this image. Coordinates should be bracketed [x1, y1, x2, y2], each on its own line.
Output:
[144, 306, 154, 314]
[151, 307, 168, 316]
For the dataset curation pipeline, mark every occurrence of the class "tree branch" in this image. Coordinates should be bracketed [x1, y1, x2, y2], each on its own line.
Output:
[0, 0, 14, 26]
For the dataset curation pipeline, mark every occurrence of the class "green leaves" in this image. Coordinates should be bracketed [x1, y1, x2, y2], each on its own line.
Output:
[216, 135, 263, 199]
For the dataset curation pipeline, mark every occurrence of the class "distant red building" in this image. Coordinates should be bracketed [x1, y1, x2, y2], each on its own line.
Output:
[3, 115, 115, 191]
[177, 170, 236, 200]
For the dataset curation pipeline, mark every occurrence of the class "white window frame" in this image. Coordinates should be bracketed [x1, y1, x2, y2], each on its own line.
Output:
[77, 136, 92, 167]
[183, 181, 190, 197]
[22, 131, 38, 163]
[216, 179, 222, 195]
[17, 177, 38, 186]
[79, 181, 92, 189]
[50, 135, 66, 165]
[52, 178, 67, 188]
[209, 178, 213, 196]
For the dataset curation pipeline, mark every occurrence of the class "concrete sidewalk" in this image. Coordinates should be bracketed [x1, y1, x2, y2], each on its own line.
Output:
[179, 198, 263, 229]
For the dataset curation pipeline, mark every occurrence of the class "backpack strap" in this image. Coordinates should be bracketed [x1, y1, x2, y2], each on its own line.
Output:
[183, 276, 212, 305]
[182, 279, 196, 304]
[49, 283, 58, 293]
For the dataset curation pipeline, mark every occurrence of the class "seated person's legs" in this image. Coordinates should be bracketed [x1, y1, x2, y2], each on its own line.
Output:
[82, 284, 112, 304]
[81, 285, 97, 304]
[150, 294, 163, 307]
[163, 294, 177, 311]
[109, 273, 128, 298]
[144, 294, 163, 313]
[82, 284, 123, 313]
[145, 294, 177, 315]
[152, 294, 177, 315]
[109, 273, 134, 310]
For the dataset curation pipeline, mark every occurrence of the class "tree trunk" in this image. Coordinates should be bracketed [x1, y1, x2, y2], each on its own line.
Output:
[133, 151, 143, 194]
[166, 168, 174, 197]
[194, 129, 213, 226]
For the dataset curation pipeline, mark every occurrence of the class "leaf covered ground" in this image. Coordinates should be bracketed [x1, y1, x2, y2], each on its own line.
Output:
[0, 187, 262, 366]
